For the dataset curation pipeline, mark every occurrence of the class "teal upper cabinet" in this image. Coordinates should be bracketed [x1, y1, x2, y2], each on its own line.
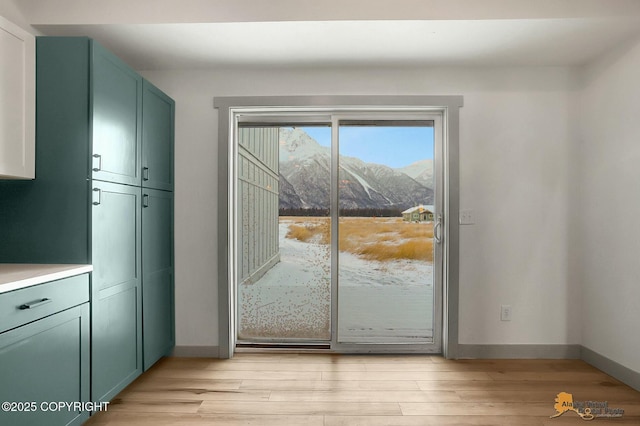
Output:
[142, 80, 175, 191]
[33, 37, 146, 187]
[92, 42, 143, 186]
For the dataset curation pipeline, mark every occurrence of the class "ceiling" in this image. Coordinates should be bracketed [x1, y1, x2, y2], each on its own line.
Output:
[14, 0, 640, 70]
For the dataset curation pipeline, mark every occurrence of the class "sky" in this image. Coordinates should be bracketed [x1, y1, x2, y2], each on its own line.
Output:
[302, 126, 434, 168]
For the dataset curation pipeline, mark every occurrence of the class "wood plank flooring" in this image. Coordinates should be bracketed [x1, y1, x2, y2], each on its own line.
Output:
[85, 353, 640, 425]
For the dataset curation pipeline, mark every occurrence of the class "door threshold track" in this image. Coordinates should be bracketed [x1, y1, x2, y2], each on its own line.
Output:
[235, 342, 331, 353]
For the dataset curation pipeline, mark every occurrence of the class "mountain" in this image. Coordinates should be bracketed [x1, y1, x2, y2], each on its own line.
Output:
[398, 159, 434, 189]
[279, 128, 332, 209]
[279, 174, 303, 209]
[278, 128, 433, 211]
[337, 157, 433, 210]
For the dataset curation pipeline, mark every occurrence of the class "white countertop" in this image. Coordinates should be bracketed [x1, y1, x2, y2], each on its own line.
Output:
[0, 264, 92, 294]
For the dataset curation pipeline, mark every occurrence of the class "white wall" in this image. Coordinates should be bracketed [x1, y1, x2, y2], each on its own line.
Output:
[141, 66, 579, 350]
[458, 90, 578, 345]
[576, 36, 640, 372]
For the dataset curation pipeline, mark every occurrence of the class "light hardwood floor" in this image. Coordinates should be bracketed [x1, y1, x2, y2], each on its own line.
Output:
[85, 353, 640, 425]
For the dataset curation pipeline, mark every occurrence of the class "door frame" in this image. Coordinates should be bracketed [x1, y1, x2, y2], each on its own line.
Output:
[215, 95, 463, 359]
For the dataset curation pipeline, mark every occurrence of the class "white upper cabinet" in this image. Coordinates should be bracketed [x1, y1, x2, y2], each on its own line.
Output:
[0, 15, 35, 179]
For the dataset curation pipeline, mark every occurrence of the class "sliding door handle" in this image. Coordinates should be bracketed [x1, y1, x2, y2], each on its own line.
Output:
[434, 214, 443, 244]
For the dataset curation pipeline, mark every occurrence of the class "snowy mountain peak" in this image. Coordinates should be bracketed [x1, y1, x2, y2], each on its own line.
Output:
[279, 128, 329, 163]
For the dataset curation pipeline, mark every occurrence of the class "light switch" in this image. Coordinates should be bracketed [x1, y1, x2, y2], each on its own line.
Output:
[501, 305, 512, 321]
[459, 209, 475, 225]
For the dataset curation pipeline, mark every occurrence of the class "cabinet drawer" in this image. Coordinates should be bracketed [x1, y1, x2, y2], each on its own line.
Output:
[0, 303, 90, 426]
[0, 274, 89, 333]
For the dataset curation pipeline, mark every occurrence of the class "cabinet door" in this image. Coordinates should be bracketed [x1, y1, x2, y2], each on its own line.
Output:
[0, 16, 35, 179]
[142, 80, 174, 191]
[142, 189, 174, 369]
[91, 42, 142, 186]
[91, 181, 142, 402]
[0, 304, 90, 426]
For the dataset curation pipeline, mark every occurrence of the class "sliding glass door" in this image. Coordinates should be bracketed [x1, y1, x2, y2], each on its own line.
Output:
[336, 120, 437, 345]
[234, 111, 443, 352]
[236, 125, 332, 343]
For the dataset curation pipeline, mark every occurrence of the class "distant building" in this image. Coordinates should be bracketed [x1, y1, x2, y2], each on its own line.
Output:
[402, 205, 435, 222]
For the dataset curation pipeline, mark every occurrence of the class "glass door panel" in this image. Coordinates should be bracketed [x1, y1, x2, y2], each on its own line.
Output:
[237, 126, 332, 342]
[337, 121, 436, 344]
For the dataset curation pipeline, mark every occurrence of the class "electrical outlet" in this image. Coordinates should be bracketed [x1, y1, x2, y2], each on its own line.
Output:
[501, 305, 512, 321]
[459, 209, 475, 225]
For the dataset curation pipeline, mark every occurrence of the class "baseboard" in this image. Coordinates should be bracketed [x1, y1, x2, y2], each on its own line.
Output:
[457, 344, 581, 359]
[172, 345, 220, 358]
[456, 344, 639, 392]
[581, 346, 640, 392]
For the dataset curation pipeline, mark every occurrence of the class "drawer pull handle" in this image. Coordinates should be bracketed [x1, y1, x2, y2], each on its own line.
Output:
[92, 188, 101, 206]
[18, 298, 52, 310]
[143, 166, 150, 181]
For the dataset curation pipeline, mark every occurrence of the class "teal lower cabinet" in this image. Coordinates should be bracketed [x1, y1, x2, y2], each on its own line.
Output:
[91, 181, 143, 403]
[142, 188, 175, 370]
[0, 275, 90, 426]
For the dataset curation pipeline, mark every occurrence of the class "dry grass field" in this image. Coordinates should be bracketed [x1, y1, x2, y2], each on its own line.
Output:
[283, 216, 434, 262]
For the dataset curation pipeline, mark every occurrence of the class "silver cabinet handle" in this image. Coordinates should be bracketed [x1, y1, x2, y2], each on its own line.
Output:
[92, 154, 102, 171]
[143, 194, 149, 208]
[92, 188, 101, 205]
[19, 298, 52, 310]
[142, 167, 150, 181]
[434, 214, 443, 244]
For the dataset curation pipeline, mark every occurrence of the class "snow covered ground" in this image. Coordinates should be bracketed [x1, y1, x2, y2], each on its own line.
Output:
[238, 219, 434, 343]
